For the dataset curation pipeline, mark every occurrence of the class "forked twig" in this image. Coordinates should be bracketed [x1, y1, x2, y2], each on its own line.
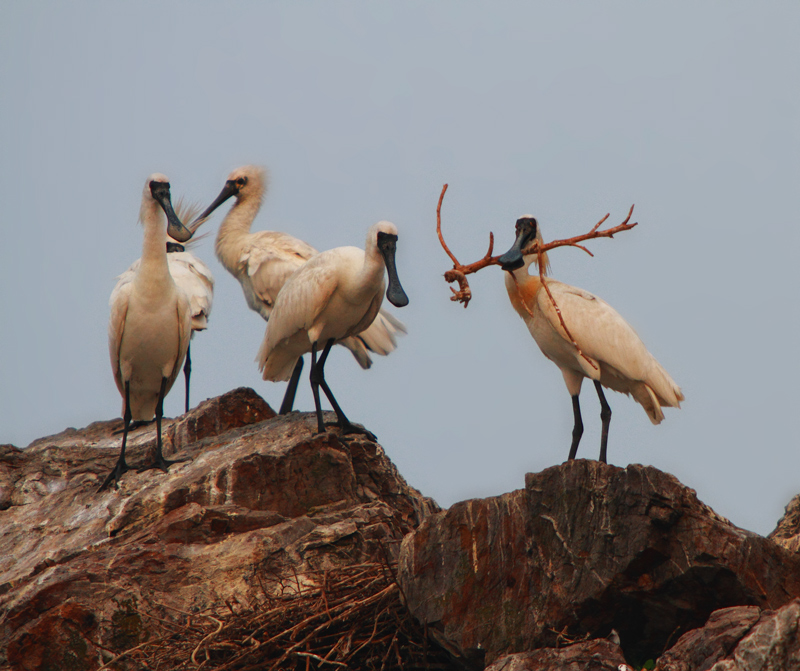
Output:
[436, 183, 637, 308]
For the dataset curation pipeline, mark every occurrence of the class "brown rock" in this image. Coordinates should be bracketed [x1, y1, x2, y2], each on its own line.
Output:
[398, 460, 800, 667]
[486, 639, 627, 671]
[768, 493, 800, 553]
[655, 600, 800, 670]
[654, 606, 761, 670]
[0, 388, 437, 671]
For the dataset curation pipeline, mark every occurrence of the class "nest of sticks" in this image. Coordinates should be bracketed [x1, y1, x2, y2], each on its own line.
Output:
[98, 559, 463, 671]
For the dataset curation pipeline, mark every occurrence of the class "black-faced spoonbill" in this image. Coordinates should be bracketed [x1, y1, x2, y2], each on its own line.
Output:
[112, 201, 214, 413]
[257, 221, 409, 435]
[498, 216, 683, 463]
[100, 175, 193, 492]
[192, 165, 406, 413]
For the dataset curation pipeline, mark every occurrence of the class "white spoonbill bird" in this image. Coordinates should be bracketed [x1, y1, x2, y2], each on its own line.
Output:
[114, 200, 215, 413]
[100, 175, 193, 492]
[191, 166, 406, 413]
[257, 221, 409, 435]
[498, 216, 684, 464]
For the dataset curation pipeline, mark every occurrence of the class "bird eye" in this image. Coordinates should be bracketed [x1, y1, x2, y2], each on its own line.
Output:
[237, 177, 247, 186]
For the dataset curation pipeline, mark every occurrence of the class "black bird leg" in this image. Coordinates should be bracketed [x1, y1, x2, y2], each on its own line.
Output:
[183, 343, 191, 413]
[594, 381, 612, 464]
[309, 339, 373, 438]
[138, 377, 189, 473]
[567, 393, 584, 461]
[279, 356, 304, 414]
[99, 382, 133, 492]
[309, 342, 326, 433]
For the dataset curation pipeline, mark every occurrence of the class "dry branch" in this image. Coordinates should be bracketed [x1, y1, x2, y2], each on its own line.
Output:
[436, 183, 638, 307]
[95, 560, 461, 671]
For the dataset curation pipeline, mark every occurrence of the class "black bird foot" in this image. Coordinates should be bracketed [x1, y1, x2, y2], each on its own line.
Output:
[112, 419, 153, 435]
[335, 421, 377, 442]
[312, 420, 376, 442]
[136, 454, 191, 474]
[98, 460, 130, 492]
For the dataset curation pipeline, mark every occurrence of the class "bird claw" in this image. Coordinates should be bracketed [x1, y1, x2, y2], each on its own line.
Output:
[336, 422, 377, 442]
[136, 454, 191, 474]
[98, 460, 130, 493]
[313, 421, 377, 443]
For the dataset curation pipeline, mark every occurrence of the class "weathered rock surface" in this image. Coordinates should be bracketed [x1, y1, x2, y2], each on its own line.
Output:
[485, 639, 626, 671]
[0, 388, 437, 670]
[655, 600, 800, 670]
[768, 493, 800, 554]
[398, 460, 800, 667]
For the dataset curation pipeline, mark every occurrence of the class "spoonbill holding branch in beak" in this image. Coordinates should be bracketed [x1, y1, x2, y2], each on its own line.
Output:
[498, 215, 683, 464]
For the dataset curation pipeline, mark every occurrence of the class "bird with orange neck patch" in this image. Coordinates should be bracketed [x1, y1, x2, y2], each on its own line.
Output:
[499, 215, 683, 463]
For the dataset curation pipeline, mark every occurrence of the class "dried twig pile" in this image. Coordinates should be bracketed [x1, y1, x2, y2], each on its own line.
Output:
[97, 560, 461, 671]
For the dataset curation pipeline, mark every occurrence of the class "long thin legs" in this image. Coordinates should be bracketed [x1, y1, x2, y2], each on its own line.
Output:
[565, 384, 612, 463]
[279, 357, 304, 414]
[183, 343, 191, 413]
[138, 377, 189, 473]
[99, 382, 133, 492]
[310, 342, 326, 433]
[594, 381, 612, 464]
[567, 394, 584, 460]
[309, 339, 370, 436]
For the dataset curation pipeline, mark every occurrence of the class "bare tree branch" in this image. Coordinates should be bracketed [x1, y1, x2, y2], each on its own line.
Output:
[436, 184, 638, 307]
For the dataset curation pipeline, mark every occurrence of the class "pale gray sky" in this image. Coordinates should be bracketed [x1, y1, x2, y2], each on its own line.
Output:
[2, 3, 799, 535]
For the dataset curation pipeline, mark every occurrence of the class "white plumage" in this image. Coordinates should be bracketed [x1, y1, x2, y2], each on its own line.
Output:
[257, 220, 409, 434]
[499, 215, 683, 463]
[195, 165, 405, 412]
[101, 174, 193, 491]
[111, 201, 215, 412]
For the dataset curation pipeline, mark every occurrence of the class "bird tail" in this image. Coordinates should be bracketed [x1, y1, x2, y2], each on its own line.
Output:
[634, 362, 684, 425]
[257, 337, 301, 382]
[339, 309, 407, 370]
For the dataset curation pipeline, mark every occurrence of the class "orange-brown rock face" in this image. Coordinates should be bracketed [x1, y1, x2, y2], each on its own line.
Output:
[398, 460, 800, 667]
[0, 388, 437, 671]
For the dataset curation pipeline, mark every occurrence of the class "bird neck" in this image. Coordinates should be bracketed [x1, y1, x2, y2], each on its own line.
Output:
[505, 266, 546, 321]
[215, 195, 261, 273]
[136, 200, 172, 288]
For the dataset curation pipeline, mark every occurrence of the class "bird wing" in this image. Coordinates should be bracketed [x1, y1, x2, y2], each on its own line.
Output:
[242, 232, 319, 318]
[107, 280, 132, 397]
[536, 280, 682, 407]
[265, 258, 339, 349]
[110, 262, 137, 303]
[168, 252, 215, 329]
[166, 289, 193, 390]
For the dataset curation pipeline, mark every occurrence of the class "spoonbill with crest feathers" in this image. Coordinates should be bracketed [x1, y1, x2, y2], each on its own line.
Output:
[113, 200, 214, 413]
[100, 175, 193, 492]
[498, 215, 684, 464]
[257, 220, 409, 435]
[191, 166, 406, 414]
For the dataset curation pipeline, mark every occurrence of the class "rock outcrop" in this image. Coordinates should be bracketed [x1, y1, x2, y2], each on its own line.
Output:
[398, 460, 800, 667]
[0, 388, 438, 670]
[485, 639, 626, 671]
[4, 390, 800, 671]
[768, 493, 800, 554]
[654, 600, 800, 670]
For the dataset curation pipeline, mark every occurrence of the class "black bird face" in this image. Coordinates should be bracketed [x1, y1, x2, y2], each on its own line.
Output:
[190, 174, 248, 227]
[499, 216, 539, 271]
[377, 231, 409, 308]
[150, 179, 192, 243]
